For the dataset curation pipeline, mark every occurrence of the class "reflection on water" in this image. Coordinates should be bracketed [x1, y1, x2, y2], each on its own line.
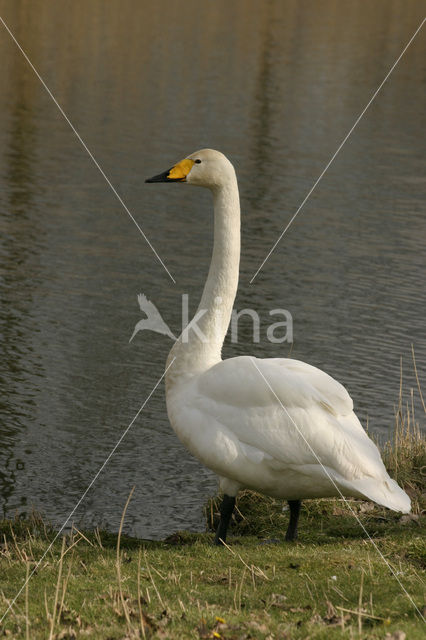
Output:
[0, 0, 425, 538]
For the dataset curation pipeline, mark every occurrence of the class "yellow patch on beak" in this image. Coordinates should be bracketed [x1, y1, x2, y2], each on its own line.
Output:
[168, 158, 195, 181]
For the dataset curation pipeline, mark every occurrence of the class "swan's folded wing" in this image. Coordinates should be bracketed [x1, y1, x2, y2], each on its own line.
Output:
[264, 357, 353, 416]
[197, 356, 352, 413]
[194, 356, 386, 481]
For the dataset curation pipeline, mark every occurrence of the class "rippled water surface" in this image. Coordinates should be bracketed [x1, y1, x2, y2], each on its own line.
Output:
[0, 0, 425, 538]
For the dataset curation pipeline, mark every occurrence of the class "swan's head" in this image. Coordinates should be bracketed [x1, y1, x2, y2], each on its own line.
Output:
[145, 148, 235, 190]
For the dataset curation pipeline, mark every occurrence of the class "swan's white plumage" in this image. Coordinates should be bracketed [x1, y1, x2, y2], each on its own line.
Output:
[150, 148, 410, 516]
[168, 356, 410, 511]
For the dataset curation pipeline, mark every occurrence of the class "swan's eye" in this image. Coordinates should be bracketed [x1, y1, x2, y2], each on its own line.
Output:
[195, 159, 201, 164]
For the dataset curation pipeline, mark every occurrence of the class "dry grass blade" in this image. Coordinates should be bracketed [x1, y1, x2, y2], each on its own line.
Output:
[137, 548, 146, 639]
[57, 551, 74, 626]
[71, 526, 94, 547]
[358, 569, 364, 635]
[411, 344, 426, 413]
[9, 524, 24, 562]
[61, 534, 85, 559]
[335, 605, 389, 622]
[144, 549, 166, 609]
[219, 538, 270, 581]
[237, 566, 246, 612]
[44, 587, 49, 622]
[94, 527, 104, 549]
[48, 536, 66, 640]
[116, 485, 135, 631]
[25, 561, 30, 640]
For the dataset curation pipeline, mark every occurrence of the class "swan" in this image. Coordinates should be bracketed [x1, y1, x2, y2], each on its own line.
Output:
[145, 149, 410, 544]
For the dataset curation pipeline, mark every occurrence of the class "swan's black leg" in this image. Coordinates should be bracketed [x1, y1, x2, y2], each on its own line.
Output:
[214, 494, 235, 545]
[285, 499, 301, 541]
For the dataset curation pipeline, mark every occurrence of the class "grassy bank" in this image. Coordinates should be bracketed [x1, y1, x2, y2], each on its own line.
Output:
[1, 369, 425, 639]
[1, 505, 424, 639]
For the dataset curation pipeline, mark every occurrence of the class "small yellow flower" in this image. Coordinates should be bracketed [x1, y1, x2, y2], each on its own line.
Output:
[215, 616, 226, 623]
[213, 633, 221, 639]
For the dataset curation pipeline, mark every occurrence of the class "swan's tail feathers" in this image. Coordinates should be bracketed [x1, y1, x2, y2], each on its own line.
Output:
[379, 478, 411, 513]
[344, 476, 411, 513]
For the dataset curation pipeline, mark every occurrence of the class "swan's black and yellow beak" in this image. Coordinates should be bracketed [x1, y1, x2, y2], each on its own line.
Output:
[145, 158, 195, 183]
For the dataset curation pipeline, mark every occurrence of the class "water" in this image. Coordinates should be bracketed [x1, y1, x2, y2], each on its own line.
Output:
[0, 0, 425, 539]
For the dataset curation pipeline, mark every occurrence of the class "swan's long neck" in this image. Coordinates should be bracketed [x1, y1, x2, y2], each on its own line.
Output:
[166, 177, 240, 387]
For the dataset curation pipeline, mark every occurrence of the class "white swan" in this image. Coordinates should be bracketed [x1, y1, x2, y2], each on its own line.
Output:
[146, 149, 410, 544]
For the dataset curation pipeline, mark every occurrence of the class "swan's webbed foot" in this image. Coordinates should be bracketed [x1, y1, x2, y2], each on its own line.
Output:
[285, 499, 301, 541]
[214, 494, 236, 546]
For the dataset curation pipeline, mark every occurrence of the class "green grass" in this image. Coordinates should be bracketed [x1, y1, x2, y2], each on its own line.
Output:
[0, 513, 424, 639]
[0, 360, 425, 639]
